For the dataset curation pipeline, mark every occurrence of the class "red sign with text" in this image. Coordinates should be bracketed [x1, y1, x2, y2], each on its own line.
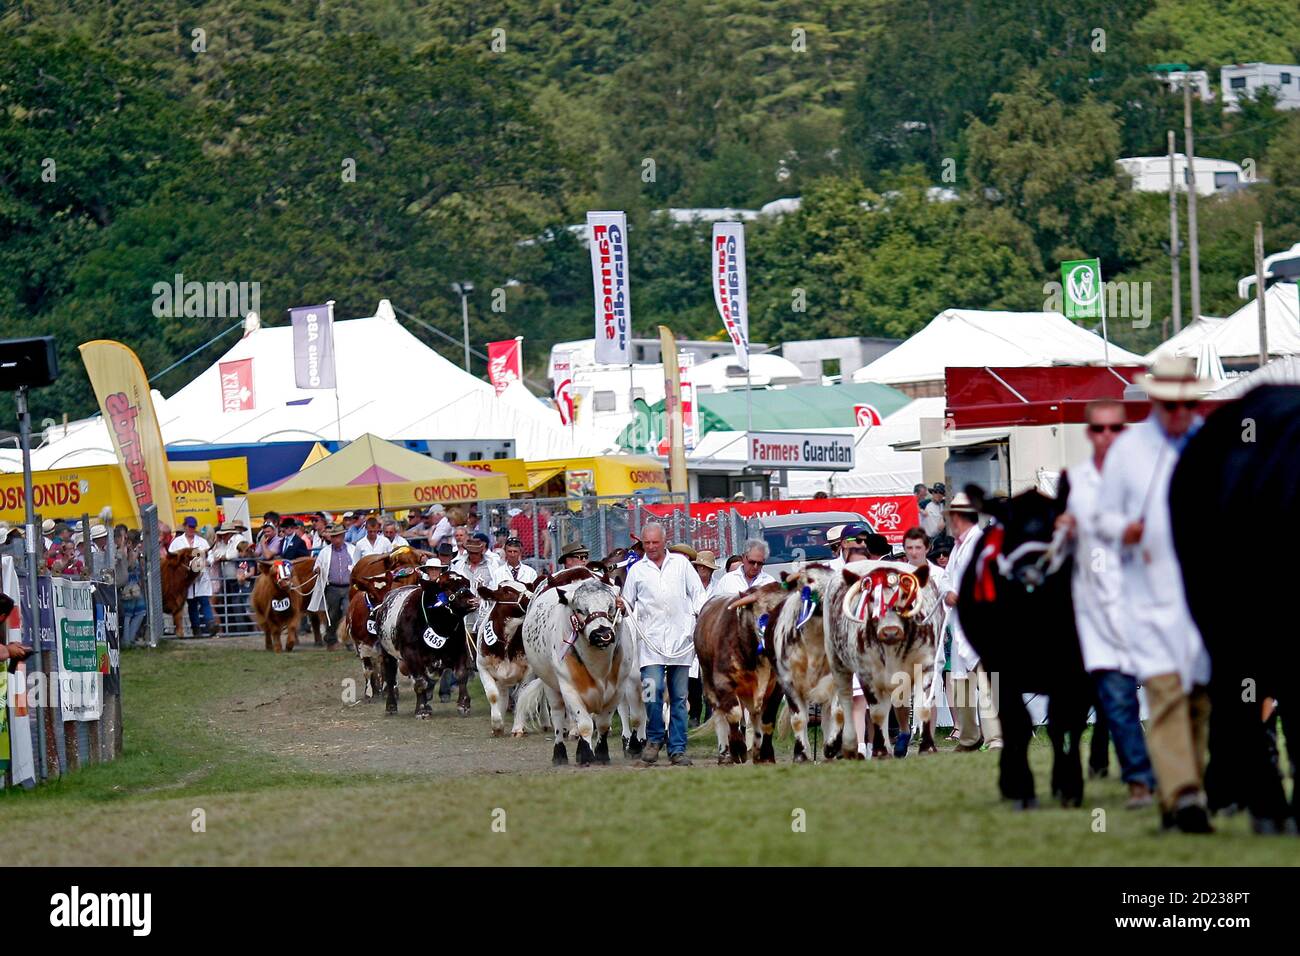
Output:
[487, 338, 523, 396]
[219, 358, 255, 412]
[646, 495, 920, 544]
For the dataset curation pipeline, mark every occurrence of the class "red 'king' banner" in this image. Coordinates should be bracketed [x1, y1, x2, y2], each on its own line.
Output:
[645, 494, 920, 544]
[487, 338, 523, 396]
[219, 358, 255, 412]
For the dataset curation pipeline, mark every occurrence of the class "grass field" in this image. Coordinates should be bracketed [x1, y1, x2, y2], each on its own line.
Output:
[0, 636, 1294, 866]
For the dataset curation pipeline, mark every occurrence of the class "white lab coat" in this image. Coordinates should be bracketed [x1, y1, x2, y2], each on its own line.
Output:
[622, 552, 707, 667]
[450, 553, 498, 629]
[1096, 415, 1210, 690]
[712, 567, 777, 599]
[308, 542, 356, 617]
[943, 523, 983, 677]
[491, 561, 538, 588]
[169, 533, 212, 598]
[1065, 457, 1132, 674]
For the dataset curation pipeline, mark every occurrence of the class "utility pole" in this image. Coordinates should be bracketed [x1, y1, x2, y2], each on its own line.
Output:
[1255, 221, 1269, 366]
[452, 281, 474, 373]
[1167, 130, 1182, 334]
[1183, 80, 1202, 324]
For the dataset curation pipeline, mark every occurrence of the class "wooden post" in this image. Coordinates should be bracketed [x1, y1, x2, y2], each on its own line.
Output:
[1255, 221, 1269, 366]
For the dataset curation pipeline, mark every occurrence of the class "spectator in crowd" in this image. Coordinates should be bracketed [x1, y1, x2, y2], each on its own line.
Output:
[306, 513, 329, 552]
[41, 518, 56, 553]
[714, 539, 775, 598]
[942, 493, 1001, 752]
[383, 518, 409, 549]
[278, 518, 310, 560]
[344, 511, 368, 544]
[508, 504, 547, 559]
[404, 509, 438, 552]
[47, 539, 84, 576]
[723, 554, 742, 574]
[731, 491, 747, 503]
[429, 505, 454, 549]
[120, 530, 147, 648]
[687, 550, 722, 729]
[1, 524, 25, 562]
[1096, 357, 1211, 833]
[914, 483, 930, 513]
[491, 526, 509, 560]
[863, 533, 892, 560]
[1059, 399, 1156, 810]
[87, 525, 114, 579]
[255, 521, 280, 560]
[922, 483, 947, 538]
[622, 522, 707, 766]
[157, 522, 173, 559]
[690, 550, 720, 594]
[493, 536, 538, 587]
[309, 523, 353, 650]
[210, 524, 245, 636]
[170, 516, 217, 638]
[557, 540, 589, 569]
[353, 516, 392, 559]
[669, 543, 698, 562]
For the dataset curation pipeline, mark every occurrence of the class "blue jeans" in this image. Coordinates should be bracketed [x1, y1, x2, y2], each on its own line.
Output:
[188, 595, 215, 634]
[1094, 670, 1156, 789]
[123, 609, 146, 647]
[642, 663, 690, 755]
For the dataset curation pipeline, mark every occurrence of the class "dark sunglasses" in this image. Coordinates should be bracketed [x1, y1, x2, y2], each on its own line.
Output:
[505, 537, 523, 547]
[1087, 423, 1125, 434]
[1160, 401, 1198, 411]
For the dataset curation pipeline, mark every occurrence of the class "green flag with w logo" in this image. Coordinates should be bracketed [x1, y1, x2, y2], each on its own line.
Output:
[1061, 258, 1103, 320]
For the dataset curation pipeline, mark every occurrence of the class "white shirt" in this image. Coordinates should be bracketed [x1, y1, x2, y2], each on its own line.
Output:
[713, 566, 777, 598]
[1065, 457, 1132, 674]
[944, 523, 983, 676]
[450, 553, 498, 627]
[168, 533, 212, 598]
[492, 561, 538, 587]
[430, 516, 453, 547]
[922, 500, 946, 537]
[1096, 415, 1209, 690]
[622, 551, 707, 667]
[353, 534, 392, 558]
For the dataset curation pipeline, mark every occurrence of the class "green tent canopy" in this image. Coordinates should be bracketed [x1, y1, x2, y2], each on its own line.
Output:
[619, 381, 912, 451]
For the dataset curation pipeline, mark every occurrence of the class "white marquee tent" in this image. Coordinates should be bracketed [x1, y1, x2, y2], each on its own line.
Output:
[1, 300, 600, 473]
[1146, 282, 1300, 364]
[852, 309, 1145, 387]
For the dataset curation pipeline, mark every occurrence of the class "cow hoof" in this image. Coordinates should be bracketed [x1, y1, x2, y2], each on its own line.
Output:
[842, 748, 865, 761]
[416, 711, 431, 721]
[626, 736, 644, 758]
[511, 730, 526, 738]
[920, 744, 938, 755]
[1060, 794, 1083, 809]
[792, 750, 809, 764]
[1088, 766, 1109, 780]
[717, 752, 735, 766]
[552, 743, 568, 766]
[492, 726, 504, 737]
[1010, 797, 1040, 811]
[872, 749, 893, 761]
[457, 704, 471, 717]
[576, 739, 594, 766]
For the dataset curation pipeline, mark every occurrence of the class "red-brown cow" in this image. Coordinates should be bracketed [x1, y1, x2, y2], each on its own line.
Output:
[161, 548, 200, 636]
[251, 557, 318, 652]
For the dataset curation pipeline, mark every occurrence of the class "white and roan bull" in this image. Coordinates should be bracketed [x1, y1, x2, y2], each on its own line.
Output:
[768, 564, 844, 762]
[824, 560, 941, 759]
[518, 579, 643, 766]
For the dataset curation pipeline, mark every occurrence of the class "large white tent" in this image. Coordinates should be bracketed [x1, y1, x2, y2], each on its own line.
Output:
[1146, 282, 1300, 365]
[1, 300, 600, 473]
[852, 309, 1144, 387]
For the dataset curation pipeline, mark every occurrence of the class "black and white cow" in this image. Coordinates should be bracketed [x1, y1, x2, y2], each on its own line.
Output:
[374, 567, 476, 719]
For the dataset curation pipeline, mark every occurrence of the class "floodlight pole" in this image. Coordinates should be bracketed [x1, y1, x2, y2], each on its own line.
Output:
[16, 385, 48, 780]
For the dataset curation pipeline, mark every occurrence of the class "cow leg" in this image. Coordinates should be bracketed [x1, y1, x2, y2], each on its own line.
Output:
[263, 625, 274, 652]
[545, 684, 569, 766]
[870, 699, 893, 760]
[830, 671, 861, 759]
[618, 680, 645, 757]
[413, 675, 432, 719]
[1089, 700, 1111, 779]
[711, 699, 734, 764]
[479, 661, 505, 736]
[558, 684, 596, 766]
[594, 711, 612, 765]
[1048, 693, 1086, 808]
[310, 611, 323, 646]
[285, 618, 297, 652]
[788, 692, 811, 764]
[997, 690, 1036, 808]
[383, 654, 400, 715]
[455, 662, 473, 717]
[756, 682, 781, 764]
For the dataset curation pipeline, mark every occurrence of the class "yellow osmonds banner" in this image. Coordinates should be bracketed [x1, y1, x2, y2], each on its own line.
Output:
[79, 340, 175, 526]
[0, 463, 218, 529]
[451, 458, 528, 495]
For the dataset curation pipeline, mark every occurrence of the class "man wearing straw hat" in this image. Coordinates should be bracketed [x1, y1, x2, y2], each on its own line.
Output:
[308, 523, 355, 650]
[1096, 355, 1212, 833]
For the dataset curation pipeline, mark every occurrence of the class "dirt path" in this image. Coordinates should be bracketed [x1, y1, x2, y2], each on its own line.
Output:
[197, 633, 652, 779]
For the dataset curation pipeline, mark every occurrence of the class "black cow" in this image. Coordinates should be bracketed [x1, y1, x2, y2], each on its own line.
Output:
[375, 567, 477, 719]
[1171, 384, 1300, 834]
[956, 482, 1094, 808]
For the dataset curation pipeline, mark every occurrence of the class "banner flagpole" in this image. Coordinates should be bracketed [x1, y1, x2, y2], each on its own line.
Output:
[327, 300, 342, 441]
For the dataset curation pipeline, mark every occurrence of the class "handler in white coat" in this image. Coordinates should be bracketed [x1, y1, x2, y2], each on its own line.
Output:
[712, 539, 777, 598]
[941, 494, 1002, 751]
[621, 521, 707, 765]
[1096, 356, 1212, 832]
[1061, 399, 1156, 809]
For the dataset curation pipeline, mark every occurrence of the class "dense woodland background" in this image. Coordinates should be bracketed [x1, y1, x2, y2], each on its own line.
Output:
[3, 0, 1300, 422]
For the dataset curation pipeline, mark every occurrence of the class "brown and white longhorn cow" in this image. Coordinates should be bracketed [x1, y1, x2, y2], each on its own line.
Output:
[694, 583, 794, 764]
[474, 580, 535, 736]
[768, 564, 843, 762]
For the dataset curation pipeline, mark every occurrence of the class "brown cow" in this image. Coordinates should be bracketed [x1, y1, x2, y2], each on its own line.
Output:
[251, 557, 318, 652]
[474, 580, 534, 736]
[161, 548, 200, 636]
[341, 550, 425, 694]
[694, 583, 793, 764]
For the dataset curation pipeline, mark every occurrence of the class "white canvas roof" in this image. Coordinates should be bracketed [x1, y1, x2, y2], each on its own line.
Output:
[852, 309, 1144, 386]
[2, 301, 599, 472]
[1145, 314, 1229, 361]
[1146, 283, 1300, 363]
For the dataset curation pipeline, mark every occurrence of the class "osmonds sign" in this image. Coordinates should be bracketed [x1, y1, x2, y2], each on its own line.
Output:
[746, 432, 855, 470]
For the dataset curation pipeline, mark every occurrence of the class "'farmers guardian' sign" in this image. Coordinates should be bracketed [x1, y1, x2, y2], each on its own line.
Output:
[1061, 258, 1103, 320]
[588, 211, 630, 364]
[746, 431, 855, 470]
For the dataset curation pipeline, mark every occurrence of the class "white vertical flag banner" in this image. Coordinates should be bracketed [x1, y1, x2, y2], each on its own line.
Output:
[588, 211, 631, 364]
[712, 221, 750, 371]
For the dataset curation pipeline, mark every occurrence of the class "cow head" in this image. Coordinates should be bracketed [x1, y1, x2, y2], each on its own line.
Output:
[416, 567, 476, 617]
[773, 563, 836, 638]
[965, 483, 1070, 597]
[841, 563, 931, 644]
[259, 559, 295, 592]
[594, 544, 642, 590]
[557, 581, 619, 649]
[478, 581, 531, 647]
[725, 582, 791, 654]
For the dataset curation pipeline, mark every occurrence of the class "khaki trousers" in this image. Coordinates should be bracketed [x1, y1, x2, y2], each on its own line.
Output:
[1143, 673, 1211, 812]
[952, 663, 1002, 747]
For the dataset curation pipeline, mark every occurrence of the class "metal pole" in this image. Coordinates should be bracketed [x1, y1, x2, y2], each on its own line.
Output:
[16, 387, 48, 780]
[1184, 80, 1202, 324]
[1255, 221, 1269, 366]
[461, 292, 471, 373]
[1168, 130, 1182, 334]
